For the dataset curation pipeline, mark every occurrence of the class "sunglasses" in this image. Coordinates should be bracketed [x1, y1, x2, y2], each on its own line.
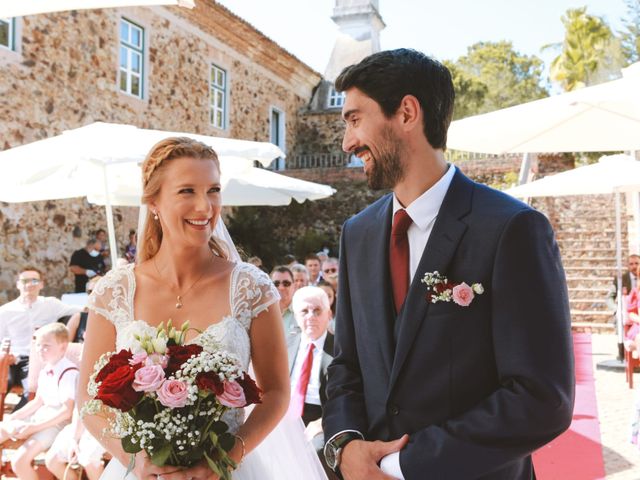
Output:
[323, 268, 337, 274]
[19, 278, 41, 286]
[273, 280, 292, 288]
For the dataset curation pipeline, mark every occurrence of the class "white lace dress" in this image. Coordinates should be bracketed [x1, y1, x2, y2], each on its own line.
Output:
[88, 262, 327, 480]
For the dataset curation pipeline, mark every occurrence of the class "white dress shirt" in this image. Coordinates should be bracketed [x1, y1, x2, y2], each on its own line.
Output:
[290, 331, 328, 406]
[0, 297, 81, 356]
[382, 164, 456, 479]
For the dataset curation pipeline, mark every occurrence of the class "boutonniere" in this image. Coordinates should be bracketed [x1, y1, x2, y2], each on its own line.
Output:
[421, 271, 484, 307]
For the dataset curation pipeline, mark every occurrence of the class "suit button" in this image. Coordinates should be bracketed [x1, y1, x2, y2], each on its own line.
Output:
[389, 405, 399, 415]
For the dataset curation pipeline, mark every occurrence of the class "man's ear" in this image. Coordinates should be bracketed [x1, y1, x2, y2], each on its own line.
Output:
[397, 95, 422, 132]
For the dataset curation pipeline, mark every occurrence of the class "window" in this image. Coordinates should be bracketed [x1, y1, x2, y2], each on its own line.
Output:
[119, 18, 144, 98]
[0, 18, 15, 51]
[270, 107, 285, 170]
[328, 86, 345, 108]
[209, 64, 227, 129]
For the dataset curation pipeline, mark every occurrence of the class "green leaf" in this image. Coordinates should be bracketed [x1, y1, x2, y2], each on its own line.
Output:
[204, 452, 224, 477]
[122, 436, 142, 454]
[211, 421, 228, 434]
[219, 432, 235, 452]
[150, 444, 172, 466]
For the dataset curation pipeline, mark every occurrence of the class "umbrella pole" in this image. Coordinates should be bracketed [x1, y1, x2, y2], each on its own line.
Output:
[102, 164, 119, 269]
[615, 192, 624, 361]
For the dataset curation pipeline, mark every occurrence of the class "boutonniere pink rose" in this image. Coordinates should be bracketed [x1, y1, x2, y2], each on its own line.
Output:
[421, 271, 484, 307]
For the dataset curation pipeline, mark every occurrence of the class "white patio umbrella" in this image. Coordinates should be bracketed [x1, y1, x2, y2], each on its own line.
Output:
[448, 63, 640, 154]
[0, 0, 194, 18]
[0, 122, 298, 266]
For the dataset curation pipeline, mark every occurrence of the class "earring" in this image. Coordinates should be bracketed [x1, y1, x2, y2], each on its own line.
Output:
[153, 211, 159, 220]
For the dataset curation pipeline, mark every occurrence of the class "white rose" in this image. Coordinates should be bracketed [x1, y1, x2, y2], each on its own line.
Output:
[472, 283, 484, 295]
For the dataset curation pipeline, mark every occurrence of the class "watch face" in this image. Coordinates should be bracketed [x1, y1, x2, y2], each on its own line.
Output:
[325, 443, 338, 469]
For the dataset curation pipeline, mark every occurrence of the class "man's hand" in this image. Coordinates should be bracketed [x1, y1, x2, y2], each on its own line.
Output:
[340, 434, 409, 480]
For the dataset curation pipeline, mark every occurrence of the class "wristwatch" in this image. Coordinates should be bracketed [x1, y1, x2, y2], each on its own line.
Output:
[324, 431, 364, 473]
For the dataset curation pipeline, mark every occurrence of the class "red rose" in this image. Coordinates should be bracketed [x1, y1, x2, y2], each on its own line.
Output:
[96, 364, 143, 411]
[196, 371, 224, 395]
[95, 350, 133, 384]
[166, 344, 203, 376]
[237, 373, 262, 406]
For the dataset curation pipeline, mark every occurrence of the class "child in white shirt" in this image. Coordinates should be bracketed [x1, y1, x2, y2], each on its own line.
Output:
[0, 323, 77, 480]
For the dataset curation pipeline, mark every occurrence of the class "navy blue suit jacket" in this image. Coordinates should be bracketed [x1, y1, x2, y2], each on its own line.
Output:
[323, 169, 574, 479]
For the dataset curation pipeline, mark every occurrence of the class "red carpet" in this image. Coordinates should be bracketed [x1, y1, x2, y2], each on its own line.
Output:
[533, 333, 606, 479]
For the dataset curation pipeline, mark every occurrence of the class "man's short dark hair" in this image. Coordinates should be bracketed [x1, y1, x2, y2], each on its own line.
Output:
[304, 253, 320, 263]
[335, 48, 455, 150]
[270, 265, 293, 280]
[19, 266, 43, 279]
[86, 237, 99, 247]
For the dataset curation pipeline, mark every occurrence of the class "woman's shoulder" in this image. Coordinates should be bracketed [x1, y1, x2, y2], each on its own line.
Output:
[88, 264, 135, 313]
[232, 261, 271, 285]
[93, 264, 135, 292]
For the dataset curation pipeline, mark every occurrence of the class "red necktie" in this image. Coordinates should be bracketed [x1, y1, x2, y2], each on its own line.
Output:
[290, 342, 315, 417]
[390, 209, 413, 313]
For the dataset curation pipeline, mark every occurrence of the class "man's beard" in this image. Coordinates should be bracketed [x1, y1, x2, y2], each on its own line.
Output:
[358, 127, 405, 191]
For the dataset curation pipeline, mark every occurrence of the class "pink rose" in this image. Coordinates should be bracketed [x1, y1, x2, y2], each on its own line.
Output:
[452, 282, 474, 307]
[132, 365, 166, 392]
[145, 353, 169, 369]
[218, 381, 247, 408]
[129, 352, 148, 366]
[157, 380, 189, 408]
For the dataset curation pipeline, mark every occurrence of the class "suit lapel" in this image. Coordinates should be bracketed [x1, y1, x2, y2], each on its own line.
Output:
[365, 195, 396, 374]
[388, 170, 474, 392]
[287, 334, 301, 375]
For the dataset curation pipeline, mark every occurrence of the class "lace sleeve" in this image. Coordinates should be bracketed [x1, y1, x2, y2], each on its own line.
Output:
[231, 263, 280, 329]
[86, 265, 135, 326]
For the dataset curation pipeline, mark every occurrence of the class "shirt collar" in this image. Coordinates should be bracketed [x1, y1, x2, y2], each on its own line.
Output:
[47, 356, 71, 375]
[302, 330, 328, 352]
[392, 164, 456, 231]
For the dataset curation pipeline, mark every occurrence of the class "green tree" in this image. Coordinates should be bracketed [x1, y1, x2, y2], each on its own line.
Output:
[453, 40, 548, 114]
[547, 7, 621, 91]
[443, 60, 488, 120]
[620, 0, 640, 64]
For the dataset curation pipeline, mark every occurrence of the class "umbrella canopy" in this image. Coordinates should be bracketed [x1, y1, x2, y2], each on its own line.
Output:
[0, 122, 284, 203]
[0, 0, 194, 17]
[447, 63, 640, 154]
[0, 122, 335, 265]
[84, 160, 336, 207]
[505, 154, 640, 198]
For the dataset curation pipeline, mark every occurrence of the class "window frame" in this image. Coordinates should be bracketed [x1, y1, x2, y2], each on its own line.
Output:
[269, 106, 286, 171]
[209, 63, 227, 130]
[328, 85, 345, 109]
[0, 18, 15, 51]
[118, 18, 145, 99]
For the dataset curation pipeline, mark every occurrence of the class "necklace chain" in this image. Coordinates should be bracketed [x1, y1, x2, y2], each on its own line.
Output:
[153, 256, 210, 309]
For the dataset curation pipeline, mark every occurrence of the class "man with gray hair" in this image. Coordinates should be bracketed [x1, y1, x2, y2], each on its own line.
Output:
[287, 286, 334, 454]
[291, 264, 310, 291]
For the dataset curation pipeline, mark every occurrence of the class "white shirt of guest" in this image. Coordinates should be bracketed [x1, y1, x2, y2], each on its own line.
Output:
[382, 164, 456, 480]
[0, 297, 80, 356]
[36, 356, 78, 408]
[290, 331, 328, 406]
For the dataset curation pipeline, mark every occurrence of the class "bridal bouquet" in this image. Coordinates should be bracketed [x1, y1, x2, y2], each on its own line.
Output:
[83, 320, 262, 479]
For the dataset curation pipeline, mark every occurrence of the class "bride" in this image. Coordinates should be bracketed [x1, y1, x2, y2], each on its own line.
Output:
[78, 137, 327, 480]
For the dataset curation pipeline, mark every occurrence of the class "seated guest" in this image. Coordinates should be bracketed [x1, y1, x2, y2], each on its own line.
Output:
[271, 266, 297, 336]
[0, 323, 77, 479]
[305, 254, 323, 286]
[317, 280, 337, 333]
[287, 286, 334, 453]
[321, 257, 339, 292]
[0, 267, 80, 409]
[95, 229, 111, 270]
[69, 238, 105, 293]
[45, 408, 106, 480]
[123, 229, 137, 263]
[291, 263, 310, 291]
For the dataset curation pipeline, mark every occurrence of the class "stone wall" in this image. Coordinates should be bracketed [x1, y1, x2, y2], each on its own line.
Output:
[0, 3, 321, 301]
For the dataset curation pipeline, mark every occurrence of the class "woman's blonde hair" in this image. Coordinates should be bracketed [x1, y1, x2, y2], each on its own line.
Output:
[138, 137, 229, 263]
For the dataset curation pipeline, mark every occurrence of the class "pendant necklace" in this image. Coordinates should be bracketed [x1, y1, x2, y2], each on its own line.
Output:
[153, 257, 209, 309]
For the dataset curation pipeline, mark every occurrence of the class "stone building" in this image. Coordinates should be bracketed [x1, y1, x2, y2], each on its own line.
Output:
[0, 2, 321, 300]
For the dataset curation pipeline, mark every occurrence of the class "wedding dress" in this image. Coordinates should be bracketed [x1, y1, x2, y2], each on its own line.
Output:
[88, 262, 327, 480]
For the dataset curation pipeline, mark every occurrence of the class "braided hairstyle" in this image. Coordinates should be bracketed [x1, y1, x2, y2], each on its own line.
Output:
[138, 137, 229, 263]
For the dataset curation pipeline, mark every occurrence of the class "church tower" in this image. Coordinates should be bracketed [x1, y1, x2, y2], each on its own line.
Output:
[324, 0, 386, 82]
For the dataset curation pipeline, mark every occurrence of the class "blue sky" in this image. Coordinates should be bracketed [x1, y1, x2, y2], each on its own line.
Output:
[217, 0, 630, 79]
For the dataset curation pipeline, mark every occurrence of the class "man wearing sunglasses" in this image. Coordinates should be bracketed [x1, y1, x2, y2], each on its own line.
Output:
[0, 267, 81, 410]
[321, 258, 339, 292]
[271, 266, 298, 336]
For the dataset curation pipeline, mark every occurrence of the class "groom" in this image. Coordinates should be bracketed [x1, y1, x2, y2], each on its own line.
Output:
[322, 49, 574, 480]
